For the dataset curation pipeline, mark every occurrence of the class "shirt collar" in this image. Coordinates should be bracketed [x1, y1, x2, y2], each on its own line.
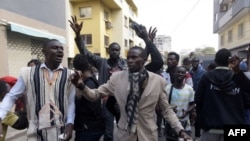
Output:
[215, 66, 230, 70]
[40, 63, 64, 71]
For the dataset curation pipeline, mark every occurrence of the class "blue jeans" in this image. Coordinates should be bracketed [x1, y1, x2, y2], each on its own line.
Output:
[102, 105, 114, 141]
[75, 131, 104, 141]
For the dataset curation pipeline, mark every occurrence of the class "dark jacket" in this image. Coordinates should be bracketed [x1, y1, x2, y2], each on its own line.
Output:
[74, 36, 164, 85]
[195, 68, 245, 130]
[75, 36, 126, 85]
[190, 64, 206, 91]
[74, 76, 105, 132]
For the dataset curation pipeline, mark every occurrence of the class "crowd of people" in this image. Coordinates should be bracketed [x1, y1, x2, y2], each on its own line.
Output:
[0, 15, 249, 141]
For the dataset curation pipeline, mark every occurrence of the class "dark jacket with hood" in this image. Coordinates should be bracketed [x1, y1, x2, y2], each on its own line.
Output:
[233, 71, 250, 109]
[195, 68, 245, 130]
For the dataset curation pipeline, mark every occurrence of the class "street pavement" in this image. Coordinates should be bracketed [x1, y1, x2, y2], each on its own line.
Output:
[5, 126, 168, 141]
[5, 126, 196, 141]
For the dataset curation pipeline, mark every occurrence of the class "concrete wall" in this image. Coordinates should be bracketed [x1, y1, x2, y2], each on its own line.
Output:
[0, 0, 66, 28]
[219, 13, 250, 50]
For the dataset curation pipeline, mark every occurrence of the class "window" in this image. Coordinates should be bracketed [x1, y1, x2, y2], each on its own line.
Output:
[129, 40, 134, 47]
[124, 16, 128, 27]
[214, 13, 218, 23]
[124, 39, 128, 47]
[220, 35, 224, 46]
[104, 35, 109, 46]
[238, 23, 244, 38]
[79, 7, 92, 18]
[81, 34, 92, 45]
[104, 10, 109, 21]
[220, 4, 228, 12]
[228, 30, 233, 43]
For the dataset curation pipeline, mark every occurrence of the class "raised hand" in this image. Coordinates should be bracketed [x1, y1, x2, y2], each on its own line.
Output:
[68, 15, 83, 36]
[134, 24, 149, 41]
[69, 70, 83, 88]
[148, 26, 157, 42]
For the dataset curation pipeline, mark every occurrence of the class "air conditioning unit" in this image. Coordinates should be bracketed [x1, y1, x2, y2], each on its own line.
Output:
[220, 4, 228, 12]
[105, 21, 113, 29]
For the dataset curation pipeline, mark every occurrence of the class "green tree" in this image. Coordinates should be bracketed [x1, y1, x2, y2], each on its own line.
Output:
[201, 47, 216, 54]
[194, 47, 216, 55]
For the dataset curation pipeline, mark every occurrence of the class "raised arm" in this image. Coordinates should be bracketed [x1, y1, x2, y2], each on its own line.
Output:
[134, 25, 163, 73]
[68, 16, 104, 69]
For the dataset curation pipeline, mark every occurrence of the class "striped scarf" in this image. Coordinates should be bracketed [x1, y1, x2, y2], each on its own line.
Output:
[125, 68, 148, 134]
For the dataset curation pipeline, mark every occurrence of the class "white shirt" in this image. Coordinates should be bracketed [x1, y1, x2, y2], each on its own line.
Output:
[0, 63, 75, 124]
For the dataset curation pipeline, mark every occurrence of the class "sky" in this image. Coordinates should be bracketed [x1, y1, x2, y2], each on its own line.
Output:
[136, 0, 218, 54]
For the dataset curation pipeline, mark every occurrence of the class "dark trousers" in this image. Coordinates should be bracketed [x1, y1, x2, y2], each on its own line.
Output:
[102, 105, 114, 141]
[75, 131, 104, 141]
[195, 115, 201, 137]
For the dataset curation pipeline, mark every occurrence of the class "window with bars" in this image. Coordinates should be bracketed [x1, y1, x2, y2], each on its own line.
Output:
[81, 34, 92, 45]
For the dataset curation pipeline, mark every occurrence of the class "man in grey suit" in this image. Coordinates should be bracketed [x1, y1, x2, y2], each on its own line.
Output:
[70, 46, 191, 141]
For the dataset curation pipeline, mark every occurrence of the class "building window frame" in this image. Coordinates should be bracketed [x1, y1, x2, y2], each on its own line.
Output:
[238, 22, 244, 39]
[104, 10, 109, 21]
[104, 35, 109, 47]
[124, 39, 128, 47]
[79, 7, 92, 18]
[124, 16, 128, 27]
[227, 29, 233, 43]
[220, 35, 224, 46]
[81, 34, 92, 45]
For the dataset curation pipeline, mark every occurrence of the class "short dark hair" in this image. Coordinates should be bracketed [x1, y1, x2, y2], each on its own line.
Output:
[182, 57, 191, 64]
[129, 46, 147, 59]
[73, 54, 91, 72]
[43, 39, 60, 49]
[192, 57, 200, 62]
[108, 42, 120, 49]
[27, 59, 41, 66]
[177, 66, 187, 72]
[207, 62, 217, 70]
[168, 52, 180, 62]
[215, 48, 231, 66]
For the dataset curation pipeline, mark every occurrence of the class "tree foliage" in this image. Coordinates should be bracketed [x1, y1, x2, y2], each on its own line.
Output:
[194, 47, 216, 55]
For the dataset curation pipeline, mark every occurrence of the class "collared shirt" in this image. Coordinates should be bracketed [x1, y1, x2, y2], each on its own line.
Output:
[0, 63, 75, 124]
